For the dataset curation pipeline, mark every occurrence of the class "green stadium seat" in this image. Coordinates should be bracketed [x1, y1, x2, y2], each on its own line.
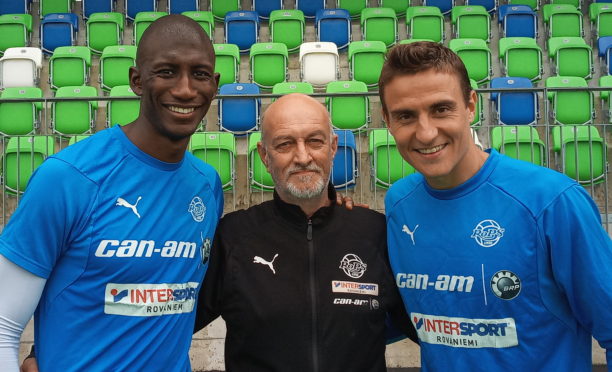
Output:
[542, 4, 582, 38]
[52, 86, 99, 135]
[49, 46, 91, 90]
[470, 79, 483, 128]
[589, 3, 612, 41]
[134, 12, 167, 46]
[379, 0, 410, 17]
[599, 75, 612, 122]
[451, 5, 490, 42]
[86, 12, 124, 55]
[272, 82, 314, 96]
[499, 37, 543, 82]
[1, 136, 55, 195]
[182, 11, 214, 38]
[40, 0, 71, 18]
[490, 126, 546, 166]
[545, 76, 594, 125]
[0, 87, 42, 135]
[214, 44, 240, 88]
[107, 85, 139, 127]
[508, 0, 538, 10]
[210, 0, 240, 21]
[326, 80, 370, 131]
[248, 132, 274, 191]
[548, 37, 593, 80]
[360, 8, 398, 48]
[348, 40, 387, 88]
[406, 6, 444, 43]
[399, 39, 437, 44]
[100, 45, 137, 92]
[449, 38, 491, 85]
[190, 132, 236, 191]
[67, 135, 91, 145]
[337, 0, 368, 19]
[249, 42, 288, 89]
[369, 129, 416, 189]
[550, 0, 581, 11]
[552, 125, 606, 185]
[0, 14, 32, 55]
[269, 10, 305, 53]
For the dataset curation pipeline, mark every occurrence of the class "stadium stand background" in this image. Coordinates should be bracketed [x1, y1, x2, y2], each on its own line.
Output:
[0, 0, 609, 369]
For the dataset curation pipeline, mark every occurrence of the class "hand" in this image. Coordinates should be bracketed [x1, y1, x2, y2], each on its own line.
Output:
[335, 193, 369, 210]
[20, 356, 39, 372]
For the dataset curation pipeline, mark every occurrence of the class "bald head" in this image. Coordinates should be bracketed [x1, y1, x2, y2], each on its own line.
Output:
[137, 14, 214, 68]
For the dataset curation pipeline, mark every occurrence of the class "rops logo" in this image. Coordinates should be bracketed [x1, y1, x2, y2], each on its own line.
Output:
[490, 270, 521, 300]
[471, 219, 505, 247]
[339, 254, 367, 279]
[188, 196, 206, 222]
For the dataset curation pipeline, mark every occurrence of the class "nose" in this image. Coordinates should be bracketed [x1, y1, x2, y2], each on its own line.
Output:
[171, 72, 197, 100]
[414, 114, 438, 144]
[293, 140, 313, 166]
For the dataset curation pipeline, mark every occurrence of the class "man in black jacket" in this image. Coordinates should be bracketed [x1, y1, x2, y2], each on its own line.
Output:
[195, 93, 417, 372]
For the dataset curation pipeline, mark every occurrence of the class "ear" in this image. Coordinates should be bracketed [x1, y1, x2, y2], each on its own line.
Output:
[330, 132, 338, 159]
[382, 109, 394, 135]
[213, 72, 220, 90]
[466, 90, 477, 124]
[257, 141, 270, 171]
[129, 66, 143, 96]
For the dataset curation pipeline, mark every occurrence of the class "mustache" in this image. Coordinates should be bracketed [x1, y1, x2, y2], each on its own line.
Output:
[287, 164, 323, 175]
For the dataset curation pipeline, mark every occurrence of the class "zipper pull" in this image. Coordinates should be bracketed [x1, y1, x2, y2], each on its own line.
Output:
[307, 219, 312, 241]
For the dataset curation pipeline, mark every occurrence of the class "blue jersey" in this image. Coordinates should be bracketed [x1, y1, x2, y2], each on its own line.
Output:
[386, 149, 612, 371]
[0, 125, 223, 371]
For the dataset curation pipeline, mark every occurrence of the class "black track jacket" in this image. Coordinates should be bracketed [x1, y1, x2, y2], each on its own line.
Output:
[195, 185, 417, 372]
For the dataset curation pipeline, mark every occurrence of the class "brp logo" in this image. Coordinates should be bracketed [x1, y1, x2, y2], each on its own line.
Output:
[188, 196, 206, 222]
[339, 254, 367, 279]
[471, 219, 505, 247]
[200, 237, 211, 265]
[490, 270, 521, 300]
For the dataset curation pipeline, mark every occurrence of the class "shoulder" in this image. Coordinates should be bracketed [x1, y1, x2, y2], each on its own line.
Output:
[217, 201, 274, 232]
[385, 173, 424, 212]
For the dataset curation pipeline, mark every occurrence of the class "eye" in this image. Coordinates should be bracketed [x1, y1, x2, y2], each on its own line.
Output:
[274, 142, 292, 153]
[194, 70, 212, 80]
[307, 138, 325, 148]
[157, 69, 174, 77]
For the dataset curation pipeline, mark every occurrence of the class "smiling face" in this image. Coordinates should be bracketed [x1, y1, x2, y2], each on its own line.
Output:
[382, 69, 486, 189]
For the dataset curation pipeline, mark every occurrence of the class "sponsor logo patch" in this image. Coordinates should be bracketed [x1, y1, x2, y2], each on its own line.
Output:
[339, 254, 367, 278]
[396, 273, 474, 292]
[105, 282, 198, 317]
[471, 219, 505, 247]
[411, 312, 518, 348]
[188, 196, 206, 222]
[333, 298, 370, 306]
[490, 270, 521, 300]
[332, 280, 379, 296]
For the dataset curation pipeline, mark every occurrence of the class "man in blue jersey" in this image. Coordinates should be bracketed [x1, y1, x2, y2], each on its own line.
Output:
[379, 41, 612, 371]
[0, 15, 223, 372]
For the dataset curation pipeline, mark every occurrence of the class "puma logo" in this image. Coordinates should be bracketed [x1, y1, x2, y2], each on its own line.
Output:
[116, 196, 142, 219]
[253, 254, 279, 274]
[402, 224, 419, 245]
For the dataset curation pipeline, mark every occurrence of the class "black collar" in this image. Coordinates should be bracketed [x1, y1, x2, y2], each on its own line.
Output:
[272, 183, 337, 228]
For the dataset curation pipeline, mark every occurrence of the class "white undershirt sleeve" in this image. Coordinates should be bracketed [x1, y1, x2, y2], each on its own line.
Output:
[0, 254, 46, 372]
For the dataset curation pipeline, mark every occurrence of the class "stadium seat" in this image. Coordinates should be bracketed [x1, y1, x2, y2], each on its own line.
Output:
[332, 130, 358, 190]
[508, 0, 538, 11]
[599, 75, 612, 121]
[52, 86, 99, 135]
[125, 0, 157, 21]
[40, 0, 71, 18]
[82, 0, 113, 19]
[182, 11, 214, 37]
[248, 132, 274, 191]
[40, 13, 78, 55]
[545, 76, 594, 125]
[548, 37, 593, 80]
[0, 1, 29, 15]
[406, 6, 444, 43]
[543, 4, 582, 38]
[225, 11, 259, 53]
[490, 126, 546, 166]
[190, 132, 236, 190]
[86, 12, 124, 55]
[107, 85, 139, 126]
[470, 79, 483, 128]
[326, 80, 370, 131]
[490, 77, 537, 125]
[49, 46, 91, 89]
[269, 10, 305, 53]
[210, 0, 240, 21]
[299, 41, 340, 87]
[379, 0, 410, 17]
[551, 0, 581, 10]
[589, 3, 612, 41]
[253, 0, 282, 20]
[0, 47, 42, 88]
[369, 129, 416, 189]
[552, 125, 606, 185]
[1, 136, 55, 195]
[449, 39, 491, 85]
[100, 45, 136, 92]
[423, 0, 454, 15]
[272, 81, 314, 96]
[451, 6, 490, 42]
[296, 0, 324, 19]
[316, 9, 351, 50]
[498, 5, 537, 38]
[499, 37, 542, 82]
[598, 36, 612, 75]
[361, 8, 398, 48]
[168, 0, 197, 14]
[134, 12, 167, 46]
[249, 42, 288, 89]
[336, 0, 368, 19]
[466, 0, 496, 13]
[348, 40, 387, 88]
[0, 14, 32, 55]
[214, 43, 240, 87]
[218, 83, 260, 134]
[0, 87, 42, 135]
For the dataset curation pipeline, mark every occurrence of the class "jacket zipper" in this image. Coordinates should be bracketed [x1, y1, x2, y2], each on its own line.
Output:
[307, 219, 319, 372]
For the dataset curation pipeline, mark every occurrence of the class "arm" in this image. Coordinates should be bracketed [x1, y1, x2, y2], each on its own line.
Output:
[194, 230, 224, 333]
[0, 255, 46, 372]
